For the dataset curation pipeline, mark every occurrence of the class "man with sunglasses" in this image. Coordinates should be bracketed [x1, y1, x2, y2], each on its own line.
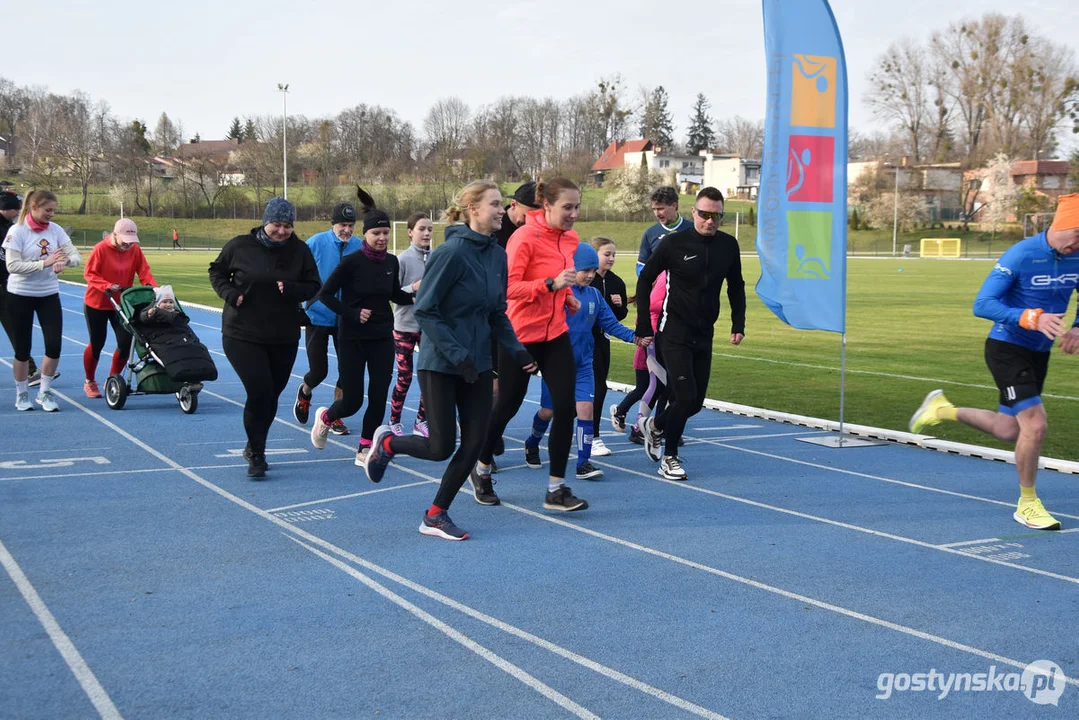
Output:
[634, 186, 746, 480]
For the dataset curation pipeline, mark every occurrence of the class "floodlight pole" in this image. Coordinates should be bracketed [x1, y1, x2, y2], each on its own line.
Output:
[891, 163, 899, 256]
[277, 83, 289, 199]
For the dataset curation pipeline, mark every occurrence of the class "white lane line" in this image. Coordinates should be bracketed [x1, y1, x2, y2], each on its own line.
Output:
[687, 436, 1079, 522]
[266, 481, 432, 512]
[38, 385, 719, 719]
[593, 459, 1079, 587]
[498, 500, 1079, 688]
[285, 536, 601, 720]
[694, 425, 762, 431]
[0, 467, 177, 482]
[938, 537, 1008, 549]
[0, 536, 123, 720]
[939, 528, 1079, 548]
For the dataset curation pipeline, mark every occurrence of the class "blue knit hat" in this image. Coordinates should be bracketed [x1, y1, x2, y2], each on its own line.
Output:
[573, 243, 599, 271]
[262, 197, 295, 226]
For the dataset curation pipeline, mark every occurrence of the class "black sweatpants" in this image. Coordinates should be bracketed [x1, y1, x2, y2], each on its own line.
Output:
[481, 332, 576, 478]
[223, 337, 298, 455]
[325, 336, 394, 441]
[390, 369, 494, 510]
[303, 324, 341, 391]
[654, 333, 712, 456]
[592, 335, 610, 438]
[0, 288, 36, 372]
[6, 292, 62, 361]
[85, 305, 133, 362]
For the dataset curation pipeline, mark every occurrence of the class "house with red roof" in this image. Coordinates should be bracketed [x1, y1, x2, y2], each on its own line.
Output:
[592, 139, 653, 184]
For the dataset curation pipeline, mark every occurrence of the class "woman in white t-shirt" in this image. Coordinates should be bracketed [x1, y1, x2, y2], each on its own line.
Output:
[2, 190, 81, 411]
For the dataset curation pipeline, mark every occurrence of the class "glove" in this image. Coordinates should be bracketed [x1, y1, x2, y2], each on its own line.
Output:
[455, 357, 479, 384]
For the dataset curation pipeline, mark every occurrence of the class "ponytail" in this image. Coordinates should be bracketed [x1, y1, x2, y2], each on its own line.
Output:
[18, 189, 58, 226]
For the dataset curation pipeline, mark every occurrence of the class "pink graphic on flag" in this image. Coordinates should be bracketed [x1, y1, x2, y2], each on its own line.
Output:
[786, 135, 834, 203]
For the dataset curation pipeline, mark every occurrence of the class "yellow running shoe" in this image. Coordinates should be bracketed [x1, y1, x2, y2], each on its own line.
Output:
[1014, 498, 1061, 531]
[909, 389, 953, 434]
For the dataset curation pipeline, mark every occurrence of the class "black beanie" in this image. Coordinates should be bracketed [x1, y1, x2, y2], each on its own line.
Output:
[363, 208, 391, 233]
[332, 202, 357, 226]
[0, 192, 21, 211]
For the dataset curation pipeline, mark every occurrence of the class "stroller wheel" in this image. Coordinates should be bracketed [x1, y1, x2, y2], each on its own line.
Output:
[104, 374, 127, 410]
[178, 386, 198, 414]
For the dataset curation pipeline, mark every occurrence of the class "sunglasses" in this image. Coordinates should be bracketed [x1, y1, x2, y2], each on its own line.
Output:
[694, 208, 724, 222]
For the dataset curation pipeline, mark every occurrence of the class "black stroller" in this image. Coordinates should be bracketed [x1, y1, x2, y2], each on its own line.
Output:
[104, 286, 218, 413]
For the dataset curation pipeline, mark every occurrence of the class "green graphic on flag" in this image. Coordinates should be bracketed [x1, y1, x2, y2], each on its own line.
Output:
[786, 211, 832, 279]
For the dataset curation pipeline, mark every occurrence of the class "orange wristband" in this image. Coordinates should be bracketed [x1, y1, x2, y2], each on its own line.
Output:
[1019, 308, 1044, 331]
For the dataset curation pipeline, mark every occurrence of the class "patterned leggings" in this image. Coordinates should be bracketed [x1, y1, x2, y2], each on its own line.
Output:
[390, 330, 426, 425]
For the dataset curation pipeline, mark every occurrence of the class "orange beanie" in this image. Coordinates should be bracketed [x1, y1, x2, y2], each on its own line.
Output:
[1051, 194, 1079, 232]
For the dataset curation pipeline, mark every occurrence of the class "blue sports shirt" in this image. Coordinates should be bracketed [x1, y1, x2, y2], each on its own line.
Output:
[973, 232, 1079, 352]
[636, 216, 690, 276]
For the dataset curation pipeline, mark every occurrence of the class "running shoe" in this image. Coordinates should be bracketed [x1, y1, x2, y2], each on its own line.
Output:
[640, 416, 663, 462]
[576, 461, 603, 480]
[365, 425, 395, 483]
[354, 446, 370, 467]
[659, 455, 688, 481]
[293, 385, 311, 424]
[524, 443, 542, 469]
[329, 419, 350, 436]
[412, 420, 429, 438]
[468, 466, 500, 506]
[419, 510, 469, 540]
[310, 407, 330, 449]
[543, 485, 588, 512]
[591, 437, 611, 456]
[27, 370, 58, 388]
[1014, 498, 1061, 531]
[14, 391, 32, 411]
[909, 389, 952, 434]
[35, 390, 59, 412]
[247, 453, 268, 479]
[84, 380, 102, 399]
[610, 404, 626, 433]
[388, 423, 404, 437]
[490, 458, 499, 474]
[628, 426, 645, 445]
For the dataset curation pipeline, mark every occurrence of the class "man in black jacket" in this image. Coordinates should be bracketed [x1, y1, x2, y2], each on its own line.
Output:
[494, 181, 538, 248]
[635, 186, 746, 481]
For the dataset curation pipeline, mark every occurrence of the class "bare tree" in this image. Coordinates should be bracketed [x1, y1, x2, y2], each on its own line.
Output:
[1021, 42, 1079, 159]
[714, 116, 764, 158]
[18, 88, 62, 183]
[867, 39, 932, 162]
[423, 97, 471, 156]
[0, 77, 30, 136]
[50, 91, 103, 214]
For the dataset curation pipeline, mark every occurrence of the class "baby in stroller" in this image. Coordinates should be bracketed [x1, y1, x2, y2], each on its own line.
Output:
[138, 285, 182, 326]
[131, 285, 217, 384]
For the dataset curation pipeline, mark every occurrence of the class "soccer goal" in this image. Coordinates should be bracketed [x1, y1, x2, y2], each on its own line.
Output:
[391, 221, 449, 255]
[919, 238, 961, 258]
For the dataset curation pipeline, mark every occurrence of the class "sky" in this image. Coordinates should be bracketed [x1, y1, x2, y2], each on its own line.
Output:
[9, 0, 1079, 155]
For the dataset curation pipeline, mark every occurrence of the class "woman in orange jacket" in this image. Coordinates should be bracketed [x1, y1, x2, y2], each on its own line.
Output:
[470, 177, 589, 513]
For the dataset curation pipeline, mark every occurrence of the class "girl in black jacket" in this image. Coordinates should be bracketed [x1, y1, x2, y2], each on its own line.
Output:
[209, 197, 321, 478]
[309, 206, 416, 463]
[588, 236, 628, 457]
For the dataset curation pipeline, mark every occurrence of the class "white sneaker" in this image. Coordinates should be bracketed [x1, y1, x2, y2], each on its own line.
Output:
[609, 404, 626, 433]
[412, 420, 429, 438]
[15, 391, 32, 411]
[388, 422, 404, 436]
[591, 437, 612, 456]
[640, 416, 663, 463]
[659, 455, 687, 481]
[354, 446, 370, 467]
[35, 390, 59, 412]
[310, 406, 330, 449]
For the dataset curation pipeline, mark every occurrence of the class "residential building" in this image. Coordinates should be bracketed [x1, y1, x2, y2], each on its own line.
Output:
[849, 160, 963, 222]
[965, 159, 1076, 222]
[591, 139, 652, 184]
[700, 152, 761, 200]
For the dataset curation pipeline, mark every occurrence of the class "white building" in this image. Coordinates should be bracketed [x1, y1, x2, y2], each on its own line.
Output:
[700, 152, 761, 200]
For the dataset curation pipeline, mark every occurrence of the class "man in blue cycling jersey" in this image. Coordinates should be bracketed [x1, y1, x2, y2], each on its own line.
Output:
[909, 193, 1079, 531]
[636, 186, 691, 276]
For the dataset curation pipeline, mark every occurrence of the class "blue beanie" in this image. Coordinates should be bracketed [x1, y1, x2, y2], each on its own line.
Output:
[262, 197, 295, 226]
[573, 243, 599, 271]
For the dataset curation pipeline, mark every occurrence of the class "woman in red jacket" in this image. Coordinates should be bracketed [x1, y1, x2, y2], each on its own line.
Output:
[471, 177, 588, 513]
[81, 218, 156, 398]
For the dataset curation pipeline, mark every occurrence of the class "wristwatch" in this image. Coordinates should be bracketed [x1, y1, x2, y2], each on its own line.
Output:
[544, 278, 555, 292]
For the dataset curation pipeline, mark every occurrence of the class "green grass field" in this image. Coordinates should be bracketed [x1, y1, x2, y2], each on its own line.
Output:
[112, 250, 1079, 462]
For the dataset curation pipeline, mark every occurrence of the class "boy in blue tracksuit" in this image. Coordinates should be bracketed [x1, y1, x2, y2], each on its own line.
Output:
[525, 244, 649, 479]
[908, 193, 1079, 531]
[292, 202, 363, 434]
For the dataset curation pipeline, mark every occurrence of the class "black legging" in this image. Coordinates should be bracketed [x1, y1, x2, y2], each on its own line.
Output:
[302, 324, 341, 390]
[480, 333, 576, 478]
[325, 336, 394, 441]
[592, 335, 610, 438]
[654, 333, 712, 455]
[84, 305, 132, 363]
[222, 337, 298, 455]
[6, 293, 62, 361]
[390, 369, 493, 509]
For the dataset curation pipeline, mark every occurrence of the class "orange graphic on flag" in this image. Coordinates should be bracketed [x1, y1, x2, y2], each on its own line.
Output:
[791, 55, 836, 128]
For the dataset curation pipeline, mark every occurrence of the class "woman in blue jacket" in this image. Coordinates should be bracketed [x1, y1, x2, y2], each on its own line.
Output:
[364, 180, 535, 541]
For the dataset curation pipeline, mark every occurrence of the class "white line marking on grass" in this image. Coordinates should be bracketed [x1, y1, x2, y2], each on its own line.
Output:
[285, 537, 602, 720]
[687, 436, 1079, 522]
[266, 481, 432, 512]
[593, 459, 1079, 587]
[0, 536, 123, 720]
[39, 384, 721, 719]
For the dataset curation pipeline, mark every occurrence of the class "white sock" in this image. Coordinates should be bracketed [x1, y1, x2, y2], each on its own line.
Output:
[15, 381, 27, 395]
[476, 461, 491, 474]
[40, 375, 53, 393]
[548, 481, 563, 492]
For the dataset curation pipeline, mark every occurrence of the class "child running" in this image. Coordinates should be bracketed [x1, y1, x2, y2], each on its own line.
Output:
[388, 212, 431, 437]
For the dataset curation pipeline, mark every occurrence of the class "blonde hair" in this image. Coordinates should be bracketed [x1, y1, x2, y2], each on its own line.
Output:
[443, 180, 500, 224]
[591, 236, 616, 251]
[18, 190, 57, 226]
